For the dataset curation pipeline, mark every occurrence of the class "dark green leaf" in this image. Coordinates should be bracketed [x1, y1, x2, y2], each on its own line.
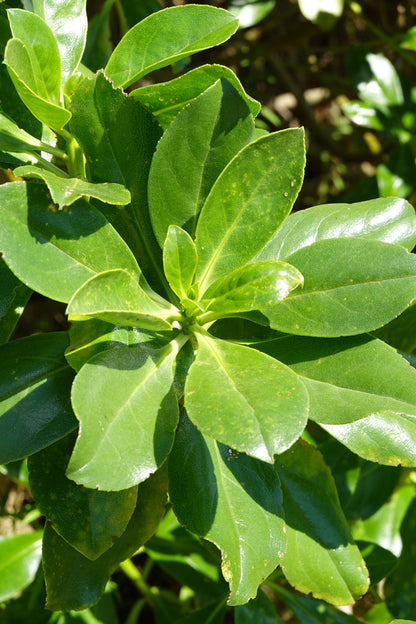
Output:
[356, 541, 398, 585]
[43, 467, 168, 611]
[0, 332, 76, 463]
[131, 63, 260, 128]
[69, 72, 164, 291]
[266, 238, 416, 336]
[148, 79, 254, 246]
[66, 269, 174, 331]
[163, 226, 198, 301]
[32, 0, 87, 86]
[28, 432, 138, 560]
[81, 0, 113, 71]
[384, 499, 416, 619]
[200, 260, 303, 315]
[105, 5, 239, 89]
[14, 165, 131, 208]
[195, 128, 305, 292]
[275, 440, 369, 604]
[185, 332, 308, 462]
[256, 197, 416, 260]
[0, 532, 42, 602]
[175, 601, 227, 624]
[169, 413, 286, 605]
[0, 256, 31, 344]
[67, 342, 180, 490]
[117, 0, 161, 28]
[235, 588, 282, 623]
[0, 181, 141, 303]
[373, 303, 416, 353]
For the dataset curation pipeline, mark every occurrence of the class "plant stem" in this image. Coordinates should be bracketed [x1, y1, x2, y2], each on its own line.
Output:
[119, 559, 153, 600]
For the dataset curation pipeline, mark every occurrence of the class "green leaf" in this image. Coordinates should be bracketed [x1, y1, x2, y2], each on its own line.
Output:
[341, 100, 384, 130]
[357, 541, 398, 585]
[0, 181, 141, 303]
[66, 269, 173, 331]
[353, 53, 404, 113]
[384, 499, 416, 619]
[256, 197, 416, 260]
[105, 5, 239, 89]
[228, 0, 276, 29]
[43, 467, 168, 611]
[175, 601, 227, 624]
[81, 0, 113, 71]
[298, 0, 344, 28]
[148, 79, 254, 246]
[163, 226, 198, 301]
[67, 341, 180, 490]
[0, 256, 31, 344]
[200, 260, 303, 315]
[185, 332, 308, 463]
[131, 63, 260, 129]
[195, 128, 305, 292]
[0, 532, 43, 603]
[28, 432, 138, 560]
[373, 303, 416, 353]
[0, 332, 76, 464]
[169, 413, 286, 606]
[271, 583, 362, 624]
[7, 9, 61, 103]
[275, 440, 369, 605]
[69, 72, 164, 291]
[32, 0, 88, 86]
[266, 238, 416, 336]
[14, 165, 131, 208]
[235, 588, 282, 623]
[0, 111, 44, 154]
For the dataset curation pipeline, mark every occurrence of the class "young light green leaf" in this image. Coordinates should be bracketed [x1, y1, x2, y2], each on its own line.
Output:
[67, 342, 180, 490]
[149, 79, 254, 246]
[275, 440, 369, 605]
[4, 38, 71, 131]
[169, 414, 286, 606]
[256, 197, 416, 261]
[66, 269, 173, 331]
[163, 226, 198, 301]
[105, 5, 239, 89]
[200, 260, 303, 316]
[43, 467, 168, 611]
[195, 128, 305, 292]
[131, 63, 260, 129]
[258, 335, 416, 425]
[185, 332, 308, 462]
[14, 165, 131, 208]
[266, 238, 416, 336]
[32, 0, 88, 87]
[0, 532, 43, 603]
[28, 432, 138, 560]
[0, 181, 141, 303]
[0, 332, 76, 464]
[0, 256, 31, 344]
[7, 9, 61, 103]
[69, 72, 164, 291]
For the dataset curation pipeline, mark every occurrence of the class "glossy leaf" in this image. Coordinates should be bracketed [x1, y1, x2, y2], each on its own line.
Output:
[185, 332, 308, 463]
[131, 63, 260, 128]
[169, 414, 286, 605]
[384, 499, 416, 619]
[43, 467, 168, 611]
[298, 0, 343, 28]
[201, 260, 303, 315]
[149, 79, 254, 246]
[0, 332, 76, 463]
[195, 128, 305, 292]
[275, 440, 369, 605]
[105, 5, 239, 89]
[67, 342, 180, 490]
[14, 165, 131, 209]
[0, 532, 43, 602]
[351, 53, 404, 114]
[266, 238, 416, 336]
[69, 72, 164, 290]
[66, 269, 173, 331]
[341, 100, 384, 130]
[235, 588, 282, 623]
[28, 432, 138, 560]
[0, 256, 31, 344]
[228, 0, 276, 29]
[163, 226, 198, 300]
[271, 583, 361, 623]
[0, 181, 141, 303]
[256, 197, 416, 261]
[32, 0, 88, 86]
[0, 111, 44, 153]
[357, 541, 398, 585]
